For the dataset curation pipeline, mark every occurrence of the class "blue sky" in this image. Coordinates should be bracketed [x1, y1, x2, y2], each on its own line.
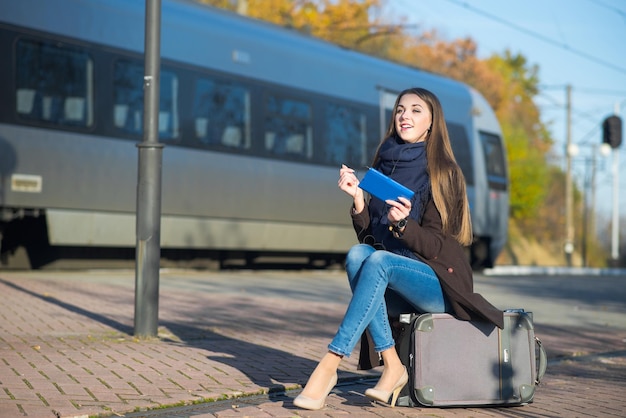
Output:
[387, 0, 626, 219]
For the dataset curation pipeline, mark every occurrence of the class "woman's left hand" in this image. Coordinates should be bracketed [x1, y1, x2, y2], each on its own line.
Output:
[386, 197, 411, 224]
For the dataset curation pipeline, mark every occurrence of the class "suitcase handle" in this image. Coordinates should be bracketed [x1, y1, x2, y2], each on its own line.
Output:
[535, 336, 547, 384]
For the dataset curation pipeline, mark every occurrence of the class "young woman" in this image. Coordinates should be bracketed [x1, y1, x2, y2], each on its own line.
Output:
[293, 87, 504, 410]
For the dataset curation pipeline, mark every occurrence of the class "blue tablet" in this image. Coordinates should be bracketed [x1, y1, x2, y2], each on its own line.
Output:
[358, 168, 415, 202]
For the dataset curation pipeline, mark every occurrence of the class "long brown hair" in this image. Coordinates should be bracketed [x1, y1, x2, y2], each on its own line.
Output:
[372, 87, 473, 245]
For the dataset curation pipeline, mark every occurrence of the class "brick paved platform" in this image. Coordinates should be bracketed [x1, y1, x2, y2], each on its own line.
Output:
[0, 269, 624, 417]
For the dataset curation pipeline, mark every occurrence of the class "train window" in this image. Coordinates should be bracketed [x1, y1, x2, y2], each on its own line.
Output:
[446, 123, 474, 185]
[323, 103, 367, 167]
[160, 71, 180, 140]
[265, 95, 312, 159]
[15, 39, 94, 127]
[112, 60, 179, 141]
[192, 78, 251, 149]
[479, 131, 507, 190]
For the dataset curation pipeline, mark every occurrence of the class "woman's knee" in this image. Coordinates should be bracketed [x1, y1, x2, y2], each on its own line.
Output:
[350, 251, 393, 289]
[346, 244, 375, 270]
[345, 244, 376, 288]
[347, 243, 375, 259]
[361, 249, 396, 271]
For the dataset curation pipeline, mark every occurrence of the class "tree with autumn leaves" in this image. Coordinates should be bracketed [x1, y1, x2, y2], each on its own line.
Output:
[198, 0, 600, 265]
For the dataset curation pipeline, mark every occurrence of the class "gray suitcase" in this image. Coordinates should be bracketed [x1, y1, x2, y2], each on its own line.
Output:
[393, 310, 547, 407]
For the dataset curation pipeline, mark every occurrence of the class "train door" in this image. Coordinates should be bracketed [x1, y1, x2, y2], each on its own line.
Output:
[478, 130, 508, 266]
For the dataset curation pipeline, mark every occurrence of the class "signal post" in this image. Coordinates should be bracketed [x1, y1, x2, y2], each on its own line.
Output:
[602, 113, 622, 267]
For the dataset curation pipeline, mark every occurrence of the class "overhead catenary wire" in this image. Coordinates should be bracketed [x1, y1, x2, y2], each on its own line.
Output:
[440, 0, 626, 76]
[582, 0, 626, 21]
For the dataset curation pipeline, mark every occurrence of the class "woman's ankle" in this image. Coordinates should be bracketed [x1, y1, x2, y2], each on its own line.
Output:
[374, 348, 406, 390]
[301, 352, 342, 397]
[319, 351, 343, 369]
[380, 347, 403, 369]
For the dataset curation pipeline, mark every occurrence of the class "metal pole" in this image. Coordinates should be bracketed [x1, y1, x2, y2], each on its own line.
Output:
[581, 162, 589, 268]
[134, 0, 163, 338]
[564, 85, 574, 266]
[610, 147, 619, 263]
[610, 102, 621, 266]
[590, 146, 597, 264]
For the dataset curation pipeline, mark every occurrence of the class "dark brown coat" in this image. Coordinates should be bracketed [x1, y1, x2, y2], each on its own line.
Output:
[351, 198, 504, 369]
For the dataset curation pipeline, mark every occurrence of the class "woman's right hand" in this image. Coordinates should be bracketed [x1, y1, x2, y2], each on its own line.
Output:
[338, 164, 365, 212]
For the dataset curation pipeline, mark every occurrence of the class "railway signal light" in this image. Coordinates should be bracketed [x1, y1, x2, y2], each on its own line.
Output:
[602, 115, 622, 149]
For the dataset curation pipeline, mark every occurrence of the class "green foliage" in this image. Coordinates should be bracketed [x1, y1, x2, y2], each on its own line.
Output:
[502, 121, 548, 219]
[482, 52, 554, 223]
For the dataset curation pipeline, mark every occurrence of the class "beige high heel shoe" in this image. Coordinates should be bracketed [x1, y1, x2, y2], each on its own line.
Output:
[364, 367, 408, 407]
[293, 373, 338, 410]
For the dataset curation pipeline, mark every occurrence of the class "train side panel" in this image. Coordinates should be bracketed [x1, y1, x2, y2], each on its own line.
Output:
[0, 0, 508, 268]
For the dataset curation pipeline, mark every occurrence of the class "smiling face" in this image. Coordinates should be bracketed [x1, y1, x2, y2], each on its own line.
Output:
[394, 93, 432, 143]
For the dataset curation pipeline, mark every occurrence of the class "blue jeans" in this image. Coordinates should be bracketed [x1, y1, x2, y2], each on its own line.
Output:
[328, 244, 449, 357]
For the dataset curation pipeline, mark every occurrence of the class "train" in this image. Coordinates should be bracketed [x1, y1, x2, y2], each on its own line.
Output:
[0, 0, 508, 269]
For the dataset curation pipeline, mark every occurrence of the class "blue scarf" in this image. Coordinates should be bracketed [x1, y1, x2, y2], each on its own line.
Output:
[369, 136, 431, 255]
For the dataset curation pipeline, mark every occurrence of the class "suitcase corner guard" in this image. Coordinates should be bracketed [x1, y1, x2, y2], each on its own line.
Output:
[415, 386, 435, 406]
